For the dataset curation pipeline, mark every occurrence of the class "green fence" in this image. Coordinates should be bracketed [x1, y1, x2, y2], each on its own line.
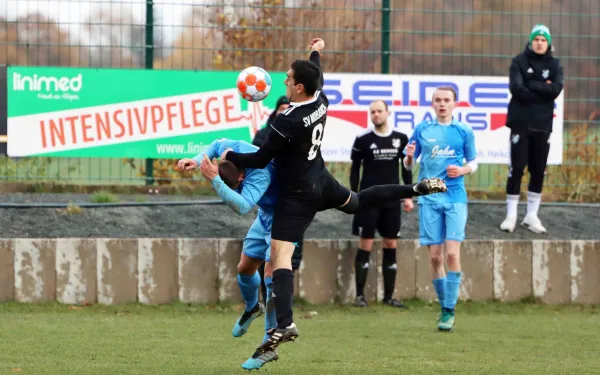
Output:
[0, 0, 598, 201]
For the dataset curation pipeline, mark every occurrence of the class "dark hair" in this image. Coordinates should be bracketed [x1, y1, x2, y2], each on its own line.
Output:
[434, 86, 457, 101]
[290, 59, 321, 96]
[218, 160, 243, 188]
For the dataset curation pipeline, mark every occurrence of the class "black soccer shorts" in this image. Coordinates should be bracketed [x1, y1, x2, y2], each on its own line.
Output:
[271, 171, 350, 243]
[352, 202, 402, 239]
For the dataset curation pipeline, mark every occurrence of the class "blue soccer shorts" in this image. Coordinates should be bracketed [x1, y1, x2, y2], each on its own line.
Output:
[418, 203, 468, 246]
[243, 211, 272, 262]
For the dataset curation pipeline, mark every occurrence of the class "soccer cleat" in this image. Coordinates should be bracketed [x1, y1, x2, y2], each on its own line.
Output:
[414, 178, 448, 195]
[232, 302, 265, 338]
[242, 348, 279, 371]
[256, 323, 299, 353]
[500, 215, 517, 232]
[383, 298, 408, 309]
[353, 296, 368, 308]
[437, 308, 455, 331]
[521, 214, 547, 234]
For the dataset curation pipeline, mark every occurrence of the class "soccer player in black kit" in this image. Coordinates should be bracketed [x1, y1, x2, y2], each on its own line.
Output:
[224, 38, 447, 366]
[350, 99, 413, 309]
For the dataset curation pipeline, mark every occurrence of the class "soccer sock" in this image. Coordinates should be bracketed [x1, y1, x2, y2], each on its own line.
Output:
[506, 194, 519, 218]
[444, 271, 462, 310]
[263, 276, 276, 343]
[432, 277, 446, 309]
[273, 268, 295, 329]
[526, 191, 541, 216]
[358, 185, 416, 209]
[237, 272, 261, 312]
[382, 248, 397, 301]
[355, 249, 371, 297]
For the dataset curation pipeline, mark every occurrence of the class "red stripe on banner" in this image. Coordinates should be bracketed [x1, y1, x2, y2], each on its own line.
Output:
[456, 101, 471, 107]
[328, 110, 369, 128]
[409, 100, 418, 106]
[341, 98, 354, 105]
[393, 100, 402, 106]
[490, 113, 507, 131]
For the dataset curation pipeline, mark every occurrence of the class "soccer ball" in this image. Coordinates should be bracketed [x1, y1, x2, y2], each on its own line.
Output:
[236, 66, 272, 102]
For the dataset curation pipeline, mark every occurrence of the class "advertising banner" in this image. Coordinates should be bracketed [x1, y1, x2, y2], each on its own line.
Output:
[7, 67, 564, 164]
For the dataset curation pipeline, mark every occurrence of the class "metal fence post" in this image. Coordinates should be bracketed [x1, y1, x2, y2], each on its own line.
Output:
[144, 0, 155, 185]
[381, 0, 391, 74]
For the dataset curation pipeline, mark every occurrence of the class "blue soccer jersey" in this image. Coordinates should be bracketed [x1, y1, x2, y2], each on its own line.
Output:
[197, 139, 278, 214]
[405, 118, 477, 204]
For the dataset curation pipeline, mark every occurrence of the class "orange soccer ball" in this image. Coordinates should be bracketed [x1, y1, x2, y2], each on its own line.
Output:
[236, 66, 272, 102]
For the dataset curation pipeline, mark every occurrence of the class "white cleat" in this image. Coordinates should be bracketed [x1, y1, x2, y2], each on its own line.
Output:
[521, 214, 547, 234]
[500, 216, 517, 232]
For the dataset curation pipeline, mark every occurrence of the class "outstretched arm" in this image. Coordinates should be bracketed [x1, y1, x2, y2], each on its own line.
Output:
[199, 155, 269, 215]
[309, 38, 324, 89]
[225, 117, 288, 169]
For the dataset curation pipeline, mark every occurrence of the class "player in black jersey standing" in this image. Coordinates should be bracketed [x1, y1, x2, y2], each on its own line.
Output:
[224, 37, 447, 366]
[350, 99, 413, 309]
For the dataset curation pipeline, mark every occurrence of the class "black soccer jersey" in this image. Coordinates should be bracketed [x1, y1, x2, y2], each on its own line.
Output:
[350, 129, 412, 192]
[268, 89, 329, 193]
[225, 51, 330, 195]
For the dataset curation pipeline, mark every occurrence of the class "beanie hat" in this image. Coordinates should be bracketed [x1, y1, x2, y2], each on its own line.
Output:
[530, 24, 552, 45]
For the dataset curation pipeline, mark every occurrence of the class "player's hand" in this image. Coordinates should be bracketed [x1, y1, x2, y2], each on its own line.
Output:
[446, 165, 464, 178]
[310, 38, 325, 53]
[404, 141, 416, 157]
[220, 148, 233, 161]
[176, 158, 198, 171]
[403, 198, 414, 212]
[200, 155, 219, 182]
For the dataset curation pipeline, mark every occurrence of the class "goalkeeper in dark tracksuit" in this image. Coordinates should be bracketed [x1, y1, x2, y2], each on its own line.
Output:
[500, 24, 564, 234]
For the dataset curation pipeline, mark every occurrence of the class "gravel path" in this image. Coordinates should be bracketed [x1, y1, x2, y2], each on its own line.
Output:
[0, 193, 597, 240]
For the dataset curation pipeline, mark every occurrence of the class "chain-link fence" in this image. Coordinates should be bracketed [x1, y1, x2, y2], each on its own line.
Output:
[1, 0, 598, 201]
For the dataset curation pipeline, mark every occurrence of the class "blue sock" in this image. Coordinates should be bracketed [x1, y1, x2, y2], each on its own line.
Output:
[263, 276, 276, 344]
[237, 272, 260, 312]
[433, 277, 446, 309]
[444, 271, 462, 311]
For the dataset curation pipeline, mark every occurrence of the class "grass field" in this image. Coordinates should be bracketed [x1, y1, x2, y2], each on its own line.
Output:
[1, 301, 599, 375]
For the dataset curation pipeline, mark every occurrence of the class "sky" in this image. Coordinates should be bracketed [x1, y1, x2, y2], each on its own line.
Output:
[2, 0, 214, 44]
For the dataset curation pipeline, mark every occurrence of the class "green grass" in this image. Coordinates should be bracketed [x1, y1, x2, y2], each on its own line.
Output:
[90, 190, 120, 203]
[0, 301, 599, 375]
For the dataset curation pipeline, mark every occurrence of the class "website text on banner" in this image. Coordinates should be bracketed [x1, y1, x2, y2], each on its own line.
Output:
[7, 68, 564, 164]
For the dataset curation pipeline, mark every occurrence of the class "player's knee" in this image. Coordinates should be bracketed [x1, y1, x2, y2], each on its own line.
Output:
[382, 238, 397, 249]
[446, 251, 460, 266]
[430, 254, 443, 269]
[237, 261, 250, 275]
[429, 248, 444, 269]
[337, 191, 359, 214]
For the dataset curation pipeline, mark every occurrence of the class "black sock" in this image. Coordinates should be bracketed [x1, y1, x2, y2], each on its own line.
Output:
[355, 249, 371, 297]
[273, 268, 295, 329]
[358, 185, 416, 209]
[382, 248, 397, 301]
[258, 263, 267, 303]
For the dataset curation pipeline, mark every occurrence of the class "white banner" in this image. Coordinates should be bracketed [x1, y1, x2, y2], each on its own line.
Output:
[318, 73, 564, 164]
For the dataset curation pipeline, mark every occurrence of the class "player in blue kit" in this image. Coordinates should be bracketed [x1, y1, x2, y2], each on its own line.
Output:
[177, 138, 279, 370]
[403, 86, 478, 332]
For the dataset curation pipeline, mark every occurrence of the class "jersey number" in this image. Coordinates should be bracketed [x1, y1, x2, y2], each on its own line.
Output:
[308, 123, 324, 160]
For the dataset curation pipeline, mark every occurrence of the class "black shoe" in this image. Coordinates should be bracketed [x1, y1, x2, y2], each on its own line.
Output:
[414, 178, 447, 195]
[256, 323, 299, 353]
[353, 296, 368, 307]
[383, 298, 408, 309]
